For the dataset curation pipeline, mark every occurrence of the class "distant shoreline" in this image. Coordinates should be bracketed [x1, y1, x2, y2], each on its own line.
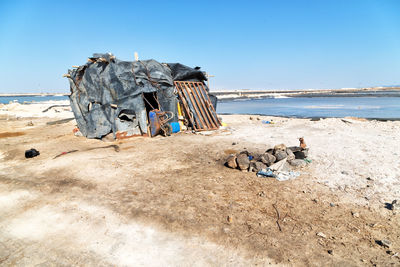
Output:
[218, 112, 400, 121]
[213, 87, 400, 100]
[0, 93, 69, 97]
[1, 86, 399, 100]
[0, 86, 400, 97]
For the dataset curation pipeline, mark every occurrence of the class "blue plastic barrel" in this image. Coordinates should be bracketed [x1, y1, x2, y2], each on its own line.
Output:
[170, 122, 180, 133]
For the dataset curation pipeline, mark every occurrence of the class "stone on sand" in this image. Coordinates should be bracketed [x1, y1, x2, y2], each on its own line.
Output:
[274, 150, 288, 161]
[225, 155, 237, 169]
[236, 153, 250, 170]
[260, 153, 276, 166]
[250, 161, 267, 172]
[286, 148, 295, 161]
[289, 159, 307, 167]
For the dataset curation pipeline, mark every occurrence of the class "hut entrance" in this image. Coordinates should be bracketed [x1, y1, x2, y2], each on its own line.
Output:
[143, 92, 160, 116]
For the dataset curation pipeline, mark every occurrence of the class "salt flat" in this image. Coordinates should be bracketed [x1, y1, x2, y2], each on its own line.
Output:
[0, 101, 399, 266]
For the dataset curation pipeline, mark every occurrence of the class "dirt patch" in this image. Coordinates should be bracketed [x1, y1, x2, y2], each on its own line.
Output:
[95, 159, 399, 266]
[0, 114, 399, 266]
[224, 149, 239, 155]
[2, 149, 21, 161]
[49, 177, 97, 193]
[0, 132, 25, 138]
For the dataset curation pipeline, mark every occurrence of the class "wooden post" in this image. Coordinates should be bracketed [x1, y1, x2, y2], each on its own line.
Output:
[205, 72, 215, 89]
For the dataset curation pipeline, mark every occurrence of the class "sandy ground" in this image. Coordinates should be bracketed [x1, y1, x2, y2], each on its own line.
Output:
[0, 102, 399, 266]
[0, 101, 71, 119]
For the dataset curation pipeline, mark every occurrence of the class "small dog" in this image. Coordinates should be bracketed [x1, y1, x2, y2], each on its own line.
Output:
[299, 137, 306, 149]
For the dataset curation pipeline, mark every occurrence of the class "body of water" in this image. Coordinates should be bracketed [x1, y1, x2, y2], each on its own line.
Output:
[0, 95, 69, 104]
[2, 94, 400, 119]
[217, 96, 400, 119]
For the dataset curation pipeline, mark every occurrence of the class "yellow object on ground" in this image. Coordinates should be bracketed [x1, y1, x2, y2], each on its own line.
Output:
[177, 102, 182, 117]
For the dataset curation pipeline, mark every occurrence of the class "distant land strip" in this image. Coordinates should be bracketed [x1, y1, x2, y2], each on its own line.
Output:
[213, 86, 400, 100]
[1, 86, 399, 99]
[0, 93, 69, 97]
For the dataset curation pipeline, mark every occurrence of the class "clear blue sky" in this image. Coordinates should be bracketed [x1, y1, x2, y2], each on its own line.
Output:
[0, 0, 399, 93]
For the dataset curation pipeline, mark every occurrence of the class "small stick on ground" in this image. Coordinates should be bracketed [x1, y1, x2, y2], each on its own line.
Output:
[46, 118, 75, 125]
[42, 105, 71, 113]
[53, 150, 79, 159]
[53, 145, 119, 159]
[87, 145, 120, 152]
[291, 223, 297, 234]
[272, 203, 282, 232]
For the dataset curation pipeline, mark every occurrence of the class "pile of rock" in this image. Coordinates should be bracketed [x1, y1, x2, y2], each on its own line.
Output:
[225, 143, 310, 173]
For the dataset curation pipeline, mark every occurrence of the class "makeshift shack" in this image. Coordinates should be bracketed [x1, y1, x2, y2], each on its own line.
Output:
[65, 53, 220, 139]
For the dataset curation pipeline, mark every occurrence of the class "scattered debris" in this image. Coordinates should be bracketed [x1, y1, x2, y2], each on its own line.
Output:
[317, 232, 327, 238]
[87, 145, 120, 152]
[224, 139, 310, 181]
[262, 120, 274, 124]
[269, 157, 289, 172]
[53, 150, 79, 159]
[293, 150, 307, 159]
[53, 145, 120, 159]
[260, 170, 300, 181]
[257, 169, 275, 178]
[329, 203, 336, 207]
[25, 148, 40, 158]
[42, 105, 71, 113]
[272, 203, 282, 232]
[148, 109, 174, 137]
[258, 191, 266, 197]
[299, 137, 306, 149]
[376, 239, 391, 248]
[341, 119, 353, 124]
[385, 200, 399, 211]
[72, 127, 83, 137]
[351, 211, 360, 218]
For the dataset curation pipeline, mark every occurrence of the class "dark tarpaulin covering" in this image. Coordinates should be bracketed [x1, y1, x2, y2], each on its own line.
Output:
[168, 63, 207, 81]
[67, 53, 217, 139]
